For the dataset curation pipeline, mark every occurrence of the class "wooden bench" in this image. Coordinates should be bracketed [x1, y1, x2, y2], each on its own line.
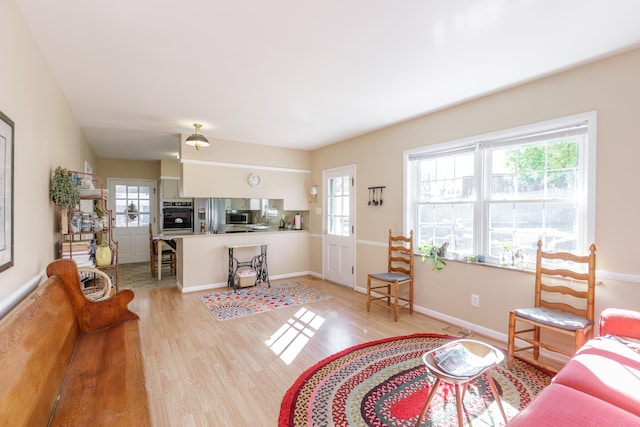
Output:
[0, 259, 150, 426]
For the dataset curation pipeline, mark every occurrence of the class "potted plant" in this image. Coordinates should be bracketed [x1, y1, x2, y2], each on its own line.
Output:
[419, 240, 448, 271]
[50, 167, 79, 233]
[501, 241, 526, 267]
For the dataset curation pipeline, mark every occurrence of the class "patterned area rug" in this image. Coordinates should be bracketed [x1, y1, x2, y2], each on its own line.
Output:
[200, 281, 331, 321]
[279, 334, 552, 427]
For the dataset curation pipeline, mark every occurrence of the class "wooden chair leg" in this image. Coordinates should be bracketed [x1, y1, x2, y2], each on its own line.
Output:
[409, 279, 414, 314]
[533, 326, 540, 361]
[487, 372, 508, 423]
[367, 276, 372, 312]
[507, 311, 516, 369]
[575, 330, 586, 353]
[393, 282, 399, 322]
[150, 254, 156, 278]
[415, 378, 441, 427]
[455, 383, 464, 426]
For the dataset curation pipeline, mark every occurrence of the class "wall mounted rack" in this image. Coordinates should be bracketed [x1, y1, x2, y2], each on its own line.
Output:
[367, 186, 386, 206]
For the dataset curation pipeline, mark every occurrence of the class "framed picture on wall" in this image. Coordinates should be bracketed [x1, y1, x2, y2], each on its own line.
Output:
[0, 110, 14, 273]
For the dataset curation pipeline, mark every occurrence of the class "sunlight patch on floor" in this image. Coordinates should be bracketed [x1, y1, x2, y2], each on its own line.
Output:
[265, 307, 325, 365]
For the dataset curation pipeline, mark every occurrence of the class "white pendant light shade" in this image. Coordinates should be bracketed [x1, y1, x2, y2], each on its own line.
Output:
[185, 123, 210, 150]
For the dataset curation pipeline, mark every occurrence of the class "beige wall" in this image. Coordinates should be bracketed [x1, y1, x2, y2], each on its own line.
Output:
[311, 47, 640, 337]
[95, 158, 160, 182]
[180, 134, 312, 209]
[0, 0, 95, 307]
[3, 0, 639, 342]
[180, 134, 311, 168]
[178, 231, 310, 291]
[182, 163, 311, 209]
[160, 159, 180, 177]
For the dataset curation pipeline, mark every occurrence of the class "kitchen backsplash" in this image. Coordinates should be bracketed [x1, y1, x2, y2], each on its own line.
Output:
[193, 197, 309, 232]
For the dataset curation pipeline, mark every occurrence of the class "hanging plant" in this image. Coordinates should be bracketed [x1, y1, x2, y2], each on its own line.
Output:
[49, 167, 79, 210]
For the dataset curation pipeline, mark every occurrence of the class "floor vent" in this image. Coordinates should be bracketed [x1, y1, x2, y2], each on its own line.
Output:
[442, 326, 473, 337]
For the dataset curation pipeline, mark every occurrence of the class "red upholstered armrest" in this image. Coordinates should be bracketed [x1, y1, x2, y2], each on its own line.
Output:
[599, 308, 640, 339]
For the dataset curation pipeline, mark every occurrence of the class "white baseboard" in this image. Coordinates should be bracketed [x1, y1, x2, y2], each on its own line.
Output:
[271, 271, 312, 280]
[355, 284, 568, 364]
[181, 281, 228, 293]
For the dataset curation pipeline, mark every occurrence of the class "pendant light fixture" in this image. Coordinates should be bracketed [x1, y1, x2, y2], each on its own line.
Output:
[185, 123, 210, 150]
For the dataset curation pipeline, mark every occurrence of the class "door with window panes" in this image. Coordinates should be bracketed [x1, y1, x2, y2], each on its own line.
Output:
[109, 179, 157, 263]
[323, 165, 355, 288]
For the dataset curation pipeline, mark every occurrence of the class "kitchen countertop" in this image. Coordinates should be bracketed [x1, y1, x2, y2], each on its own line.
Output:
[159, 227, 307, 238]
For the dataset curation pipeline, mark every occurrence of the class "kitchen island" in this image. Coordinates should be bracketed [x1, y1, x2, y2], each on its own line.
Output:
[164, 229, 310, 293]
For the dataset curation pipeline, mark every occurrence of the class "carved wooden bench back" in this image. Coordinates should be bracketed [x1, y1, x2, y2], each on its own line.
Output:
[0, 275, 79, 426]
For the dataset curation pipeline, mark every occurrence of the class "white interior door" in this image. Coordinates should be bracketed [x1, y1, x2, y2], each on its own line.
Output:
[323, 165, 355, 288]
[108, 179, 157, 264]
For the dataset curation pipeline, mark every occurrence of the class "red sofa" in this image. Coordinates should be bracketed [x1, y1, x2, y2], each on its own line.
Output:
[508, 308, 640, 426]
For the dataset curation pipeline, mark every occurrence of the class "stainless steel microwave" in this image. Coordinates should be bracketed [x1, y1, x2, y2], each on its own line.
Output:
[227, 212, 249, 224]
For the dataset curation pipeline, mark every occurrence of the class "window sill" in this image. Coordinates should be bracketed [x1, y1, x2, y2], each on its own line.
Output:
[445, 256, 534, 273]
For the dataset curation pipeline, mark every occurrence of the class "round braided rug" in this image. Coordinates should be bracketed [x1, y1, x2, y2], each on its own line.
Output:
[279, 334, 552, 427]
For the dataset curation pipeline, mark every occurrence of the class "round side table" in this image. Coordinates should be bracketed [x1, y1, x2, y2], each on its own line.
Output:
[415, 339, 508, 427]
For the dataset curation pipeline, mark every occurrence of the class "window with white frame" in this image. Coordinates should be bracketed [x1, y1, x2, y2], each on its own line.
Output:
[114, 184, 151, 228]
[405, 112, 596, 267]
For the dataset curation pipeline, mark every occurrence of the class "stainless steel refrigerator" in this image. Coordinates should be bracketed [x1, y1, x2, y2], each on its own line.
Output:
[193, 198, 227, 233]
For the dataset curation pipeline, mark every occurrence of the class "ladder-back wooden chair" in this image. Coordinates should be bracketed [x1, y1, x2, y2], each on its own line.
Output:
[149, 223, 176, 278]
[507, 240, 596, 372]
[367, 229, 414, 322]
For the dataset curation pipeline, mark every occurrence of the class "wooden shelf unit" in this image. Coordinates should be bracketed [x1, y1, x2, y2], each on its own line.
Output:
[58, 171, 119, 291]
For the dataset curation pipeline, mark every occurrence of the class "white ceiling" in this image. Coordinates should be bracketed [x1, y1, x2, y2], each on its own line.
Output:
[15, 0, 640, 161]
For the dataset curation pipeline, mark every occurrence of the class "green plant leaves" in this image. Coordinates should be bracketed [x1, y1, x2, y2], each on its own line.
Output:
[419, 240, 447, 271]
[50, 167, 79, 210]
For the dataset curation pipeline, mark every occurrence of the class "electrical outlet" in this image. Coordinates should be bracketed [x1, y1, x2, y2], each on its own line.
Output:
[471, 294, 480, 307]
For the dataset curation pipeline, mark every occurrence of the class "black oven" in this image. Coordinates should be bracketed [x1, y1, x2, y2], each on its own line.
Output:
[162, 201, 193, 232]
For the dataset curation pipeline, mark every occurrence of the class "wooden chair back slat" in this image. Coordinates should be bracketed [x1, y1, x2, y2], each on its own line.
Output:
[539, 283, 589, 299]
[508, 240, 597, 372]
[539, 267, 590, 282]
[387, 231, 413, 275]
[535, 241, 596, 321]
[367, 229, 414, 321]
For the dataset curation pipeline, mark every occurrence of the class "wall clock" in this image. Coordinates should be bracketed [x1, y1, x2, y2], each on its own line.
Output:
[248, 174, 261, 187]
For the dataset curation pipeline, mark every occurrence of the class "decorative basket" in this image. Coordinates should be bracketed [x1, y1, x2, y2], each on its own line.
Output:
[236, 270, 256, 288]
[78, 267, 113, 301]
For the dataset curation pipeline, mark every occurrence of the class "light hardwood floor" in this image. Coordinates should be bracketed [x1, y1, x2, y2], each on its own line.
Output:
[128, 273, 490, 426]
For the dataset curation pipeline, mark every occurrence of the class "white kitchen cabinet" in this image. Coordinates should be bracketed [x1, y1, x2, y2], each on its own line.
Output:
[162, 179, 180, 199]
[249, 199, 261, 210]
[231, 198, 249, 210]
[229, 198, 262, 210]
